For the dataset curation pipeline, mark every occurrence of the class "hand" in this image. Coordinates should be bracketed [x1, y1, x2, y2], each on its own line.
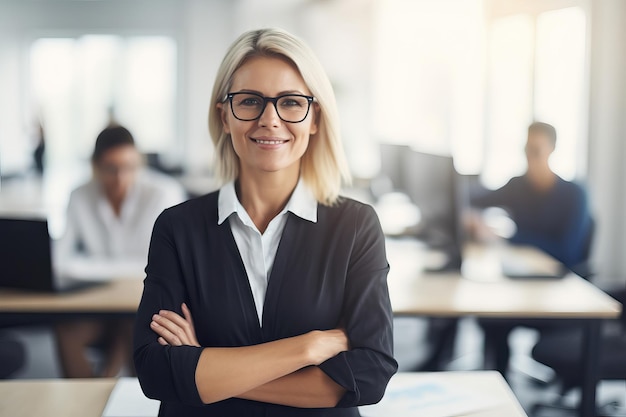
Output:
[150, 303, 200, 347]
[304, 329, 349, 366]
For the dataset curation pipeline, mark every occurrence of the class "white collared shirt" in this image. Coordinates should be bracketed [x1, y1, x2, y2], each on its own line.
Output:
[218, 179, 317, 324]
[55, 169, 187, 278]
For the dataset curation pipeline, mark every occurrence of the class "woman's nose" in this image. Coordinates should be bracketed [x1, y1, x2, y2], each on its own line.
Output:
[257, 101, 281, 127]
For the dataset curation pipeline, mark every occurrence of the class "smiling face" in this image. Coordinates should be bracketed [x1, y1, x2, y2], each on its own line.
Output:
[217, 56, 318, 180]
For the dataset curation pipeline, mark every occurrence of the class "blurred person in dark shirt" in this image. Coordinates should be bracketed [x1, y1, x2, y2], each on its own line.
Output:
[473, 121, 593, 376]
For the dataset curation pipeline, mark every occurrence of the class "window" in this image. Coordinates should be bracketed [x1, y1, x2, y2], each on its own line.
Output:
[482, 14, 534, 188]
[372, 1, 589, 189]
[372, 0, 484, 175]
[483, 5, 588, 188]
[30, 35, 177, 169]
[534, 7, 587, 181]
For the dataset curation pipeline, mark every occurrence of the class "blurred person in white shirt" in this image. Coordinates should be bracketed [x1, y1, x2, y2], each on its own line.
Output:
[55, 125, 186, 378]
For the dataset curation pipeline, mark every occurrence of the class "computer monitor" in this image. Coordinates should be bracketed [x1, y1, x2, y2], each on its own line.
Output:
[377, 143, 412, 194]
[401, 150, 468, 270]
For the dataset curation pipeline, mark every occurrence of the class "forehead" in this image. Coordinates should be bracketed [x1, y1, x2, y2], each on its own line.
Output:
[98, 145, 139, 162]
[230, 56, 310, 95]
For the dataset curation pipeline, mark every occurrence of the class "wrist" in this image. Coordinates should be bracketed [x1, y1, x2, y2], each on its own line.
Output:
[298, 330, 321, 366]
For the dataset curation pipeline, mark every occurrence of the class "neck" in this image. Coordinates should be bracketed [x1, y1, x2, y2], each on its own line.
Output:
[237, 167, 300, 233]
[527, 165, 556, 192]
[107, 194, 124, 217]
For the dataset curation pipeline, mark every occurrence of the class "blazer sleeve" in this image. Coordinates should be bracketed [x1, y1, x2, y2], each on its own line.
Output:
[318, 204, 398, 407]
[133, 208, 205, 406]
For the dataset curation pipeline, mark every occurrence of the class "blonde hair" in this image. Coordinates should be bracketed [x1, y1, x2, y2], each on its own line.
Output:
[208, 28, 351, 205]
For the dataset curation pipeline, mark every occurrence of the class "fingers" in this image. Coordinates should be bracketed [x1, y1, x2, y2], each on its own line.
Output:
[328, 328, 350, 352]
[151, 312, 189, 346]
[151, 316, 183, 346]
[150, 307, 200, 347]
[337, 328, 349, 347]
[161, 309, 191, 330]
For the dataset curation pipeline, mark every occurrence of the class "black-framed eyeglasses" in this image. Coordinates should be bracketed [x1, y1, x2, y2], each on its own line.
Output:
[224, 92, 315, 123]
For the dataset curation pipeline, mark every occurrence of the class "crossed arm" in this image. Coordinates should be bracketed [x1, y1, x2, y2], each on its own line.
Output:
[150, 303, 348, 407]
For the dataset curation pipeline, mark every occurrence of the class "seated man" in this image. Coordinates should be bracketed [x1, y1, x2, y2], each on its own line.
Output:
[472, 121, 594, 375]
[54, 125, 186, 378]
[473, 122, 593, 274]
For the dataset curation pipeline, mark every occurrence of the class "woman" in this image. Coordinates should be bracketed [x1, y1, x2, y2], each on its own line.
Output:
[55, 125, 185, 378]
[134, 28, 397, 416]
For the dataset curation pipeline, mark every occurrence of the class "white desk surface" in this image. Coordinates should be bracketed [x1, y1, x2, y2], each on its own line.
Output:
[0, 371, 527, 417]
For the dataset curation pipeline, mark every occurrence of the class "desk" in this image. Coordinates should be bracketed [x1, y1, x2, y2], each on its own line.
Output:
[387, 239, 622, 417]
[0, 280, 143, 323]
[0, 372, 528, 417]
[0, 242, 620, 417]
[3, 244, 617, 319]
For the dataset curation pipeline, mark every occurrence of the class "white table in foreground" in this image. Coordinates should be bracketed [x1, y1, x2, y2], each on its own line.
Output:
[0, 372, 526, 417]
[360, 371, 527, 417]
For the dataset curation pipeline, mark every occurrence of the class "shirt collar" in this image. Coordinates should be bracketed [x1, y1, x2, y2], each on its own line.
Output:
[217, 178, 317, 225]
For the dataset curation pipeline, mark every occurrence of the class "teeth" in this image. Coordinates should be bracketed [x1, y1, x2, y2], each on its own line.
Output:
[255, 139, 285, 145]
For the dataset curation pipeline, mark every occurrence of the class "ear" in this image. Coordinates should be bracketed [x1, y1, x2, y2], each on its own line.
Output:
[217, 102, 230, 134]
[309, 102, 319, 136]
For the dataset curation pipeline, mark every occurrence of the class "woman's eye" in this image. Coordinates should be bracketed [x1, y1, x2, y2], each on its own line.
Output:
[239, 98, 261, 106]
[280, 98, 304, 107]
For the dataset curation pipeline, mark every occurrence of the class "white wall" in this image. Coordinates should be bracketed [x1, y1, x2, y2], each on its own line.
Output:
[180, 0, 234, 174]
[587, 0, 626, 286]
[0, 31, 27, 175]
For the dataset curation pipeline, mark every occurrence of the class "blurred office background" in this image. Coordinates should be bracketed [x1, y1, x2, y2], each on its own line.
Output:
[0, 0, 625, 404]
[1, 0, 625, 287]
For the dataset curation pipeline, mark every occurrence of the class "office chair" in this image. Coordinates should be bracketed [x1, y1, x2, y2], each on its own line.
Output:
[530, 288, 626, 417]
[0, 334, 26, 378]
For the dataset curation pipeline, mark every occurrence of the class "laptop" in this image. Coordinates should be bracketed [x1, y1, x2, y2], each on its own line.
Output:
[498, 244, 567, 279]
[0, 217, 105, 292]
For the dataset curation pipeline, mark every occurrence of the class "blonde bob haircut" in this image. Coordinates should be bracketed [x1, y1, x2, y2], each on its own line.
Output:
[208, 28, 351, 206]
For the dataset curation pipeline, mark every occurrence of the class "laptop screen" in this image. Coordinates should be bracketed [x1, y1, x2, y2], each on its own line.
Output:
[0, 217, 55, 291]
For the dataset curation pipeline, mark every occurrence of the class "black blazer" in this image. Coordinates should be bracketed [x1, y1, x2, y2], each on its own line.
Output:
[133, 191, 397, 417]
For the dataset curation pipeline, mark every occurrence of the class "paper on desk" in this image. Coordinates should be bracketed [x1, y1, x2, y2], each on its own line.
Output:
[359, 373, 503, 417]
[102, 377, 160, 417]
